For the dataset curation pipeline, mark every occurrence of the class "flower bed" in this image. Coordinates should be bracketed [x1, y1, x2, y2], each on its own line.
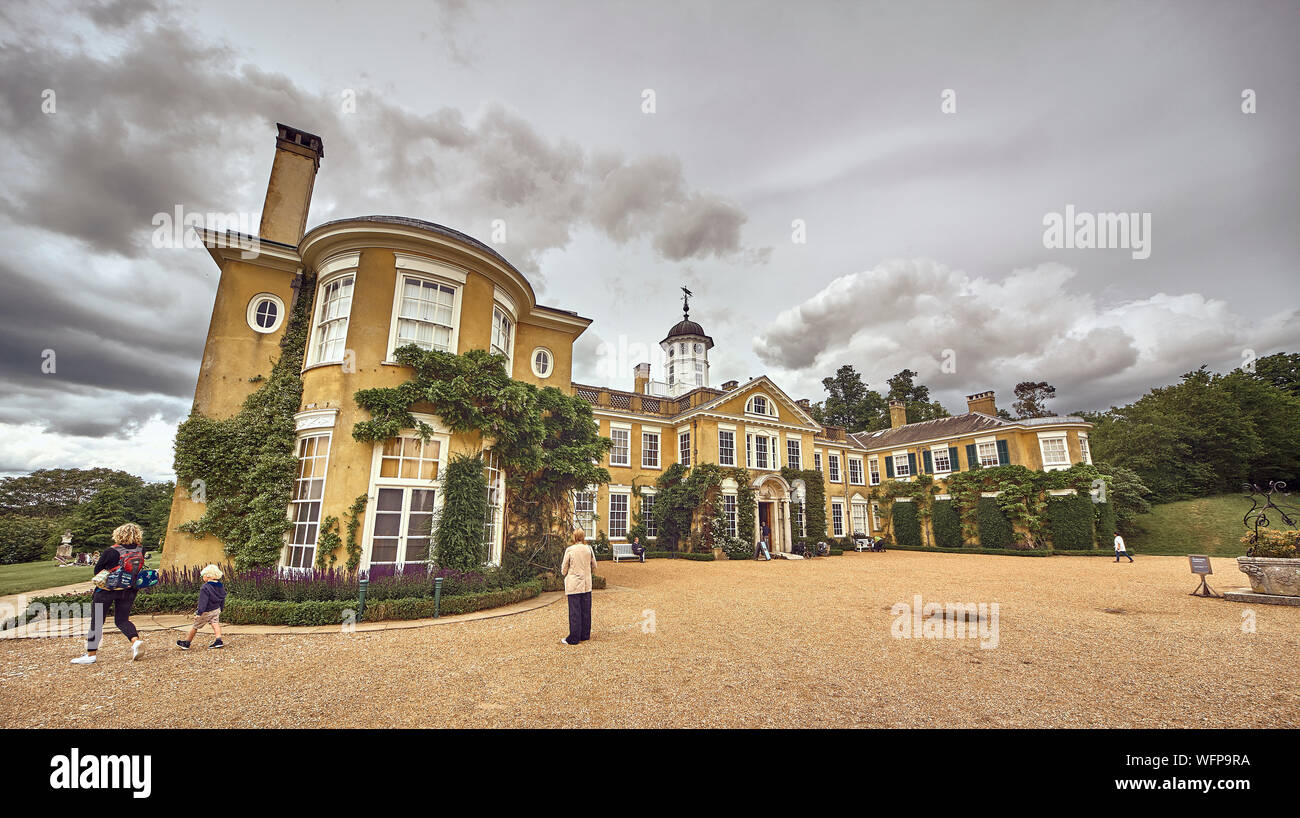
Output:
[20, 564, 547, 626]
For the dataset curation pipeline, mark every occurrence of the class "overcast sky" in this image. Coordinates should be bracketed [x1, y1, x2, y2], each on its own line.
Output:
[1, 0, 1297, 482]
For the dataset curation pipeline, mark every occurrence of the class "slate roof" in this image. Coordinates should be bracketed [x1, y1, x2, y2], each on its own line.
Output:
[847, 412, 1090, 451]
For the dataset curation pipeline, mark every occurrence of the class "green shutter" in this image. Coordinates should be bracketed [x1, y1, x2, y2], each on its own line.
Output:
[949, 446, 960, 472]
[966, 443, 979, 470]
[885, 456, 895, 478]
[907, 453, 917, 475]
[922, 450, 933, 473]
[996, 439, 1011, 466]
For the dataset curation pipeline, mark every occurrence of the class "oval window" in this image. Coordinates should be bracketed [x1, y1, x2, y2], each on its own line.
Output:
[531, 347, 553, 379]
[246, 293, 285, 334]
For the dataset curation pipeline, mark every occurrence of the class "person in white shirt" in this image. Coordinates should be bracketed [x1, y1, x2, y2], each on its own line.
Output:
[1114, 533, 1133, 563]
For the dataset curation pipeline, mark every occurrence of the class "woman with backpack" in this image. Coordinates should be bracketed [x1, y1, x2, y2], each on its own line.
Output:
[71, 523, 149, 665]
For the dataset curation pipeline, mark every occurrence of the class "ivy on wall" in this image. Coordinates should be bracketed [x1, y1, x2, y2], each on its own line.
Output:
[891, 502, 922, 546]
[314, 516, 341, 569]
[650, 462, 754, 552]
[436, 452, 489, 571]
[932, 499, 962, 548]
[976, 496, 1015, 548]
[1045, 493, 1096, 550]
[352, 345, 612, 545]
[781, 467, 826, 542]
[343, 493, 368, 570]
[172, 273, 317, 569]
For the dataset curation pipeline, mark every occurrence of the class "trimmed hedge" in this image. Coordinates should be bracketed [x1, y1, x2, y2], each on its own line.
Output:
[26, 580, 546, 626]
[887, 544, 1053, 557]
[643, 550, 716, 561]
[541, 574, 607, 592]
[931, 499, 962, 548]
[828, 548, 844, 556]
[891, 502, 922, 547]
[1046, 494, 1095, 550]
[1094, 499, 1117, 547]
[976, 497, 1014, 548]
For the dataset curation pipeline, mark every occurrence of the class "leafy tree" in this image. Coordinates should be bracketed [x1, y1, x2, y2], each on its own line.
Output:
[1246, 352, 1300, 397]
[886, 369, 950, 424]
[1012, 381, 1057, 418]
[810, 365, 888, 431]
[0, 468, 142, 518]
[71, 484, 131, 551]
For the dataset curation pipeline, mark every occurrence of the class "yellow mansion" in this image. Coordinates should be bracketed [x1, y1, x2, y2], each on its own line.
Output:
[162, 123, 1093, 570]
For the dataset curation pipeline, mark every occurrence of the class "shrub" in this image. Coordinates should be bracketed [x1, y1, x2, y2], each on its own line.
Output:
[891, 502, 922, 547]
[720, 536, 753, 560]
[645, 550, 715, 561]
[932, 500, 962, 548]
[0, 515, 51, 564]
[591, 531, 612, 557]
[1243, 529, 1300, 558]
[434, 452, 489, 571]
[1046, 494, 1095, 550]
[976, 497, 1014, 548]
[1094, 499, 1117, 547]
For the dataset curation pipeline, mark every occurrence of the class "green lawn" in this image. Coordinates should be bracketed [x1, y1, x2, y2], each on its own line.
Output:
[1129, 494, 1253, 557]
[0, 552, 162, 597]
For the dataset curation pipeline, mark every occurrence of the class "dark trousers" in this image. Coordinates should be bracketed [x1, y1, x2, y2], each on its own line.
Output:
[1115, 551, 1133, 562]
[566, 591, 592, 644]
[87, 588, 139, 651]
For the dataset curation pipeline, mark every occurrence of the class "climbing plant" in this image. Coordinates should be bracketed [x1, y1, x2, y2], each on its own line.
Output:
[891, 501, 922, 546]
[314, 515, 342, 569]
[932, 499, 962, 548]
[1045, 493, 1095, 550]
[173, 273, 317, 569]
[435, 452, 489, 572]
[651, 462, 754, 552]
[352, 345, 612, 547]
[343, 493, 368, 571]
[781, 467, 826, 542]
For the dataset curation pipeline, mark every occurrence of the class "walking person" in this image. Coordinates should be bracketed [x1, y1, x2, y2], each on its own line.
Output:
[71, 523, 148, 665]
[177, 565, 226, 650]
[559, 528, 596, 646]
[1114, 533, 1134, 563]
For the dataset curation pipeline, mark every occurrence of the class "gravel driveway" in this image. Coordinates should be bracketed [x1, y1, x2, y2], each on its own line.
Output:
[2, 552, 1295, 728]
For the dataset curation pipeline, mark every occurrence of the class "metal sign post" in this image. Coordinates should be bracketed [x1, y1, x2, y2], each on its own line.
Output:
[1187, 554, 1218, 597]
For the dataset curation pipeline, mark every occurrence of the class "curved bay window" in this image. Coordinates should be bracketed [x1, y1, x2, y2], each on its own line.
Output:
[395, 276, 457, 352]
[310, 275, 354, 365]
[286, 433, 331, 569]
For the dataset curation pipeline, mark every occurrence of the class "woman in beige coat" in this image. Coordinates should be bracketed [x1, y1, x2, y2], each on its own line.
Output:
[560, 528, 596, 645]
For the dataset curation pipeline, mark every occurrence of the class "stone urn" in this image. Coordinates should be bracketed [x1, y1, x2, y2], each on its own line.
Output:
[1236, 557, 1300, 596]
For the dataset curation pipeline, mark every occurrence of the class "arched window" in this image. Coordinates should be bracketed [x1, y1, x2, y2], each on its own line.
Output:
[746, 394, 776, 417]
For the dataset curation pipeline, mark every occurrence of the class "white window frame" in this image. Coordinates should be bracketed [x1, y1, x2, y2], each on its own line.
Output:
[530, 347, 553, 379]
[786, 437, 802, 470]
[361, 425, 453, 572]
[718, 429, 736, 467]
[871, 502, 882, 532]
[931, 445, 952, 475]
[608, 490, 630, 540]
[573, 488, 597, 537]
[640, 489, 658, 539]
[851, 502, 868, 537]
[1038, 433, 1070, 471]
[610, 425, 631, 467]
[745, 394, 777, 418]
[308, 273, 355, 366]
[831, 500, 844, 537]
[679, 429, 691, 466]
[977, 439, 1000, 468]
[482, 450, 505, 565]
[642, 430, 661, 469]
[491, 304, 515, 371]
[284, 432, 332, 570]
[868, 456, 880, 486]
[814, 450, 823, 472]
[1078, 432, 1092, 465]
[892, 452, 911, 478]
[247, 293, 285, 334]
[723, 491, 738, 538]
[828, 453, 842, 483]
[848, 457, 864, 485]
[386, 272, 461, 360]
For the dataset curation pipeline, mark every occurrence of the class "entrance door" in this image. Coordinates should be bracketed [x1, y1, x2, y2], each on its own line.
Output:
[758, 502, 773, 547]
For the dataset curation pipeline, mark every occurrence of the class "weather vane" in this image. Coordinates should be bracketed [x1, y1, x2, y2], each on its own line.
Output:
[681, 285, 693, 319]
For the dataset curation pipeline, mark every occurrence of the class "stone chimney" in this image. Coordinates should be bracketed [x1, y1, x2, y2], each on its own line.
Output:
[796, 398, 810, 410]
[888, 399, 908, 429]
[722, 379, 739, 391]
[258, 123, 324, 246]
[633, 362, 651, 394]
[966, 391, 997, 416]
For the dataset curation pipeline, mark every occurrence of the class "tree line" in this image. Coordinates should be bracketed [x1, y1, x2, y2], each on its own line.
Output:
[0, 468, 173, 565]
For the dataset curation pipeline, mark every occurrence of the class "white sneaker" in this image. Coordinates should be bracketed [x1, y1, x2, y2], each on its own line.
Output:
[560, 637, 574, 646]
[131, 641, 145, 661]
[70, 654, 96, 665]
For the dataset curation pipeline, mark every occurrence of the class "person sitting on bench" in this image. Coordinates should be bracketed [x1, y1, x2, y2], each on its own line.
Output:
[630, 536, 646, 562]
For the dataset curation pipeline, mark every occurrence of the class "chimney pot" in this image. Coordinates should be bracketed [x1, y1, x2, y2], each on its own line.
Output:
[965, 391, 997, 415]
[888, 399, 908, 429]
[722, 379, 738, 391]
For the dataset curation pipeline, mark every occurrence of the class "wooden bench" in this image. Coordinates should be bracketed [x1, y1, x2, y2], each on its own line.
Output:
[611, 542, 644, 563]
